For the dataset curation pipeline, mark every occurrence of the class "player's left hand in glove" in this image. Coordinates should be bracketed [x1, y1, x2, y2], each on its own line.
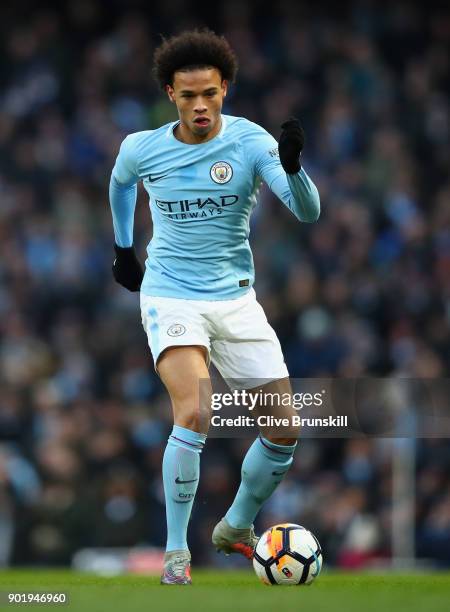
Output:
[112, 244, 144, 292]
[279, 117, 305, 174]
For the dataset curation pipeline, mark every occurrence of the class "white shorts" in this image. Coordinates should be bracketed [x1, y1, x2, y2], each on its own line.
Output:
[140, 288, 289, 390]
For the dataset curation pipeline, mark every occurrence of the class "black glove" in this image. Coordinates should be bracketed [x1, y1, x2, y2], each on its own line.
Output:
[112, 244, 144, 292]
[279, 117, 305, 174]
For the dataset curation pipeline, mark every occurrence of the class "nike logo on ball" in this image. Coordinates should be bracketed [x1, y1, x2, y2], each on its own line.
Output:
[175, 477, 198, 484]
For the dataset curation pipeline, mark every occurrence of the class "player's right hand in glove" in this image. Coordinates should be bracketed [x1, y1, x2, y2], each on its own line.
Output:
[279, 117, 305, 174]
[112, 244, 144, 292]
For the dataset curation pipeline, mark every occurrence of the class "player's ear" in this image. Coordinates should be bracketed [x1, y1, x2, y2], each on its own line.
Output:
[222, 80, 228, 98]
[166, 84, 175, 103]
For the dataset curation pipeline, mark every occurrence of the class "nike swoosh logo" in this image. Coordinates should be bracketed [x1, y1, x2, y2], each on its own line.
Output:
[175, 477, 198, 484]
[272, 470, 288, 476]
[147, 174, 168, 183]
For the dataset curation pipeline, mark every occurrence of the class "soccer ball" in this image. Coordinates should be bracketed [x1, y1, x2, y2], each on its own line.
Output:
[253, 523, 323, 585]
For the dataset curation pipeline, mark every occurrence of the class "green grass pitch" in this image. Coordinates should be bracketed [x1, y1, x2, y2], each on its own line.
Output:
[1, 570, 449, 612]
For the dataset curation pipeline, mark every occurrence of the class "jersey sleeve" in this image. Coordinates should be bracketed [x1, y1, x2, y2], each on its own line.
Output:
[243, 122, 320, 223]
[109, 134, 140, 248]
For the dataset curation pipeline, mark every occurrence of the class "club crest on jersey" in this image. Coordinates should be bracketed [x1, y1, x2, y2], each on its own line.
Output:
[167, 323, 186, 337]
[210, 161, 233, 184]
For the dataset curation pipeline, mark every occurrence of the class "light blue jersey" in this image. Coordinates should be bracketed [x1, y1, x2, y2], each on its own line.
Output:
[109, 115, 320, 300]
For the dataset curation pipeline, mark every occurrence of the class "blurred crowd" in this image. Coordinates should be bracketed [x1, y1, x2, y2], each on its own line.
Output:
[0, 0, 449, 568]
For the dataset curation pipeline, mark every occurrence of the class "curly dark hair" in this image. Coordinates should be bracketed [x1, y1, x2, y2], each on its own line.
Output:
[153, 29, 238, 90]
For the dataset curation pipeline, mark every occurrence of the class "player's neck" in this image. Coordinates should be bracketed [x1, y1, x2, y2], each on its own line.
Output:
[174, 117, 222, 145]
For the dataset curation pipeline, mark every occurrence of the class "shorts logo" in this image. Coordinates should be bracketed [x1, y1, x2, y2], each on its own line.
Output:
[210, 161, 233, 184]
[167, 323, 186, 337]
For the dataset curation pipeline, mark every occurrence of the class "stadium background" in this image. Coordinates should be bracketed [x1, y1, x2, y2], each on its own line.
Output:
[0, 0, 449, 571]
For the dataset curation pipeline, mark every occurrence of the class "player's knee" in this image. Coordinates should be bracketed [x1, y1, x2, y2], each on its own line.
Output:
[173, 399, 212, 433]
[263, 416, 301, 446]
[265, 435, 299, 446]
[264, 419, 301, 446]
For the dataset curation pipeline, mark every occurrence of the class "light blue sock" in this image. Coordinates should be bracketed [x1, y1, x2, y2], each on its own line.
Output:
[163, 425, 207, 552]
[225, 435, 297, 529]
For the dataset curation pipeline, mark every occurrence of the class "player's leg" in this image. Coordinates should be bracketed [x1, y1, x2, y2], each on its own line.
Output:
[157, 345, 212, 584]
[140, 294, 212, 583]
[222, 377, 299, 531]
[213, 378, 299, 556]
[210, 290, 299, 556]
[158, 345, 212, 433]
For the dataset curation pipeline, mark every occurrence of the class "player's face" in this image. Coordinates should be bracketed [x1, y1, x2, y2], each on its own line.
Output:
[167, 68, 228, 144]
